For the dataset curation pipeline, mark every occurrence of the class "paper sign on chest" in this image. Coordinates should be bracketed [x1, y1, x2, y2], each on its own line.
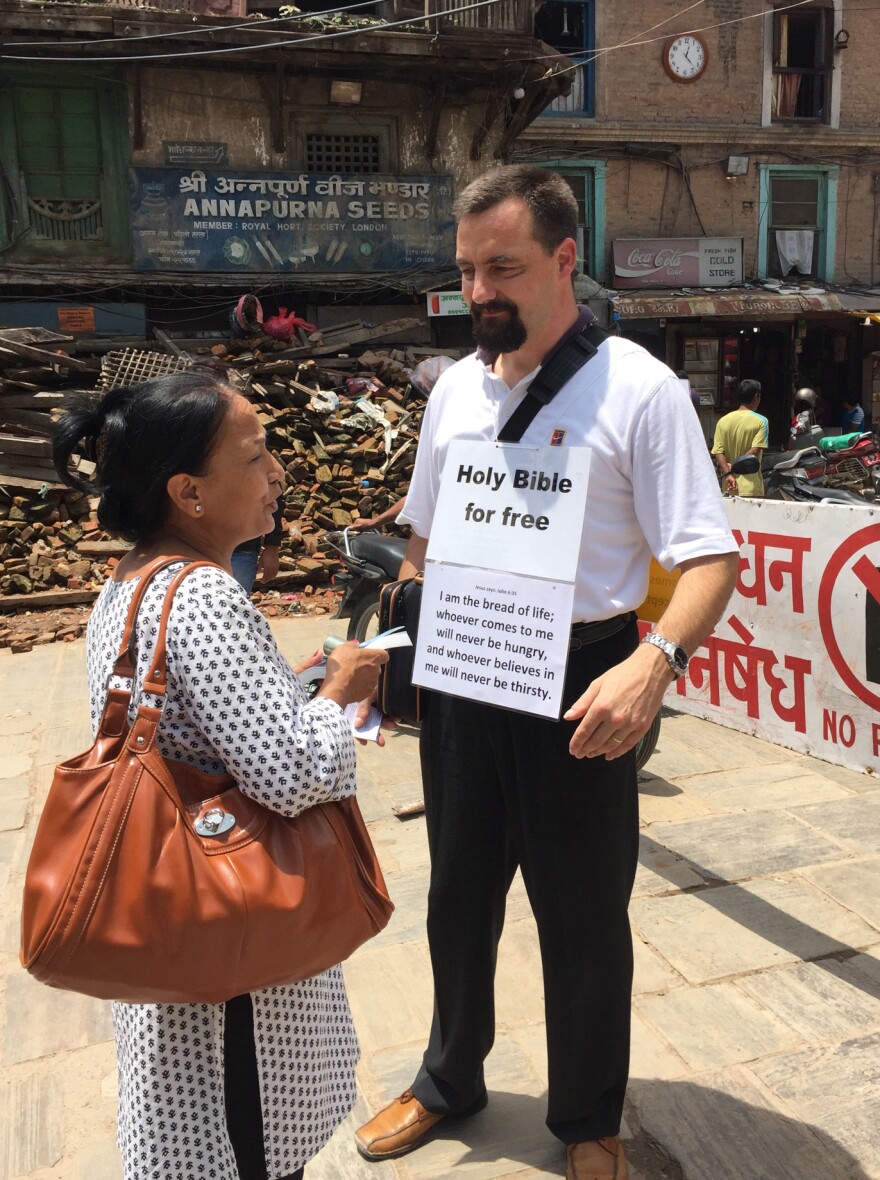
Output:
[414, 564, 575, 718]
[426, 440, 591, 581]
[413, 439, 592, 719]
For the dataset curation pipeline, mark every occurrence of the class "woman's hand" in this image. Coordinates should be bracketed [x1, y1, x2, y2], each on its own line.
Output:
[318, 641, 388, 709]
[352, 695, 398, 748]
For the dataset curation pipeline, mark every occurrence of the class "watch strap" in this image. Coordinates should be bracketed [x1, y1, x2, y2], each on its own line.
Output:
[641, 631, 688, 677]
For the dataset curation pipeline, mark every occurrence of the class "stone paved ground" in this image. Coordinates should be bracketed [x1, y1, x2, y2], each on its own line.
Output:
[1, 616, 878, 1180]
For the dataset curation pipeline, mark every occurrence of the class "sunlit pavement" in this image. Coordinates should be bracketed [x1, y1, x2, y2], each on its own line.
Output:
[1, 617, 877, 1179]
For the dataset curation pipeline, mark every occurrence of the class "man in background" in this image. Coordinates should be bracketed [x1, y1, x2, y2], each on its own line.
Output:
[231, 502, 284, 592]
[788, 387, 818, 449]
[712, 379, 769, 496]
[841, 395, 866, 435]
[349, 497, 407, 532]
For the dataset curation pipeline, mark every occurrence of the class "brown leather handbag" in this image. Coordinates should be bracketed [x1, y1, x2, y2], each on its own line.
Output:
[20, 557, 393, 1005]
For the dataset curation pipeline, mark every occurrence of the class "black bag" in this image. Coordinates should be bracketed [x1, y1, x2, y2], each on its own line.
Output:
[376, 574, 424, 724]
[376, 323, 608, 724]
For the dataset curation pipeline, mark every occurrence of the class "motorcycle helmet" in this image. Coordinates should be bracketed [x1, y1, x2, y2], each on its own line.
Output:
[794, 387, 818, 408]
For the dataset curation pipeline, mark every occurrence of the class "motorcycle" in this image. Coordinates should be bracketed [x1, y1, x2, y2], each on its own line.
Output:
[322, 528, 406, 643]
[322, 527, 662, 770]
[820, 432, 880, 497]
[761, 447, 874, 505]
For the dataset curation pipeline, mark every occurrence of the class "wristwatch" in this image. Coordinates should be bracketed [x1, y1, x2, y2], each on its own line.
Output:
[641, 632, 689, 678]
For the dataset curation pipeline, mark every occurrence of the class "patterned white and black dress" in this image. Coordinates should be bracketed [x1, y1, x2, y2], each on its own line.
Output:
[86, 562, 360, 1180]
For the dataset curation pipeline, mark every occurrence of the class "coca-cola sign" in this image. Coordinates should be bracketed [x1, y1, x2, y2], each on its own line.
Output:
[613, 237, 743, 288]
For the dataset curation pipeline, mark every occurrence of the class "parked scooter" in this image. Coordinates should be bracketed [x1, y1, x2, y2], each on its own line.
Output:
[322, 528, 406, 642]
[321, 528, 662, 769]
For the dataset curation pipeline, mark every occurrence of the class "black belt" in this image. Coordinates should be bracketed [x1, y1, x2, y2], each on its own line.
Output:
[569, 612, 636, 651]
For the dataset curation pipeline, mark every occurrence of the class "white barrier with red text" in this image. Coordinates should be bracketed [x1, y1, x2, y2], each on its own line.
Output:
[644, 498, 880, 775]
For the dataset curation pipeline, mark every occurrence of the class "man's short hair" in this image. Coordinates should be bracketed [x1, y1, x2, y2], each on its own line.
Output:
[738, 379, 761, 405]
[453, 165, 578, 254]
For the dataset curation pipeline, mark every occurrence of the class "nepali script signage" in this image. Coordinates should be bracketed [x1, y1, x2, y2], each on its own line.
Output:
[643, 498, 880, 775]
[129, 169, 455, 272]
[613, 237, 744, 288]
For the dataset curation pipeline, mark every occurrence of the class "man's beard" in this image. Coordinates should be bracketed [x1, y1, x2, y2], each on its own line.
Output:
[471, 299, 528, 353]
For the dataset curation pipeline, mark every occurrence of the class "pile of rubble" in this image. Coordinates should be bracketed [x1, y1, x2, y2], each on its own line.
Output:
[0, 322, 447, 647]
[0, 586, 346, 654]
[250, 348, 424, 587]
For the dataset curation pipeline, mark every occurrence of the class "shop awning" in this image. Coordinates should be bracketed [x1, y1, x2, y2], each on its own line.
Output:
[614, 289, 847, 319]
[835, 291, 880, 325]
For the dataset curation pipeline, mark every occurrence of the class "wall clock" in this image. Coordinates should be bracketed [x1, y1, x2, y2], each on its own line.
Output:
[663, 33, 709, 83]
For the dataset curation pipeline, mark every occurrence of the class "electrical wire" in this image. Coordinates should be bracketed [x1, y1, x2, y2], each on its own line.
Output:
[0, 260, 459, 300]
[523, 0, 824, 80]
[6, 0, 873, 114]
[3, 0, 877, 296]
[0, 0, 505, 63]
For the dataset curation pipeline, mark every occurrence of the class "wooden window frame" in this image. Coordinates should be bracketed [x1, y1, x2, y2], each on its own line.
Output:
[771, 5, 832, 122]
[535, 0, 595, 118]
[0, 66, 129, 262]
[536, 158, 605, 280]
[290, 115, 398, 174]
[757, 164, 839, 282]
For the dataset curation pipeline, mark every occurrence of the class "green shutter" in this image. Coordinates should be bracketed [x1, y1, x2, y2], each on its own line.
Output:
[15, 86, 102, 202]
[12, 83, 104, 241]
[1, 67, 128, 258]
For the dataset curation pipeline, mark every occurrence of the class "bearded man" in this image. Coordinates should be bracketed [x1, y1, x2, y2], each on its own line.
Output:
[355, 166, 739, 1180]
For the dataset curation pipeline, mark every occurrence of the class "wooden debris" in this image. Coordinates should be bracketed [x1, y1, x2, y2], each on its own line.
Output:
[310, 318, 421, 356]
[0, 327, 92, 371]
[0, 316, 461, 638]
[0, 588, 101, 611]
[392, 800, 426, 819]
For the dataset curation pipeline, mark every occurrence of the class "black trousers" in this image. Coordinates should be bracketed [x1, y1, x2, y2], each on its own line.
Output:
[411, 621, 640, 1144]
[225, 993, 305, 1180]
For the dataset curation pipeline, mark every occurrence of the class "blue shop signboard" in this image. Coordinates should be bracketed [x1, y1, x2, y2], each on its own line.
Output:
[129, 168, 455, 273]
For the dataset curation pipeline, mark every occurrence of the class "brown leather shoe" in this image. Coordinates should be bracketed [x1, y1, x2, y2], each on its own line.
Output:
[355, 1089, 487, 1161]
[566, 1136, 628, 1180]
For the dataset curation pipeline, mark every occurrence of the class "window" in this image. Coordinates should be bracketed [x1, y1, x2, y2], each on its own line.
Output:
[758, 165, 839, 282]
[305, 133, 381, 174]
[14, 85, 104, 243]
[771, 6, 831, 120]
[535, 1, 594, 117]
[536, 159, 605, 279]
[0, 68, 128, 260]
[292, 117, 396, 173]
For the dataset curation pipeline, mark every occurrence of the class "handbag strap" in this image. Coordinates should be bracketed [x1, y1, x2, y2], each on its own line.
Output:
[141, 560, 220, 699]
[111, 555, 191, 681]
[496, 323, 607, 444]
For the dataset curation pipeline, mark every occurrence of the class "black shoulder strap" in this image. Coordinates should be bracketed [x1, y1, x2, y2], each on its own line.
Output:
[497, 323, 607, 444]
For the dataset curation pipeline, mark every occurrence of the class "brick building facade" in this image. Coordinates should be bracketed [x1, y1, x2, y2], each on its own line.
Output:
[0, 0, 566, 339]
[516, 0, 880, 446]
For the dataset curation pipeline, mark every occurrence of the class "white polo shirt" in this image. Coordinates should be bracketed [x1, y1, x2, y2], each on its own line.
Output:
[399, 334, 737, 624]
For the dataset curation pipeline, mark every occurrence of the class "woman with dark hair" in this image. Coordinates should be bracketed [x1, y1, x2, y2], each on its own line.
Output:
[54, 370, 387, 1180]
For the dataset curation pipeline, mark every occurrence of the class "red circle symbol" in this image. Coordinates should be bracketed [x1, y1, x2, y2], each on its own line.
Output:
[818, 520, 880, 712]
